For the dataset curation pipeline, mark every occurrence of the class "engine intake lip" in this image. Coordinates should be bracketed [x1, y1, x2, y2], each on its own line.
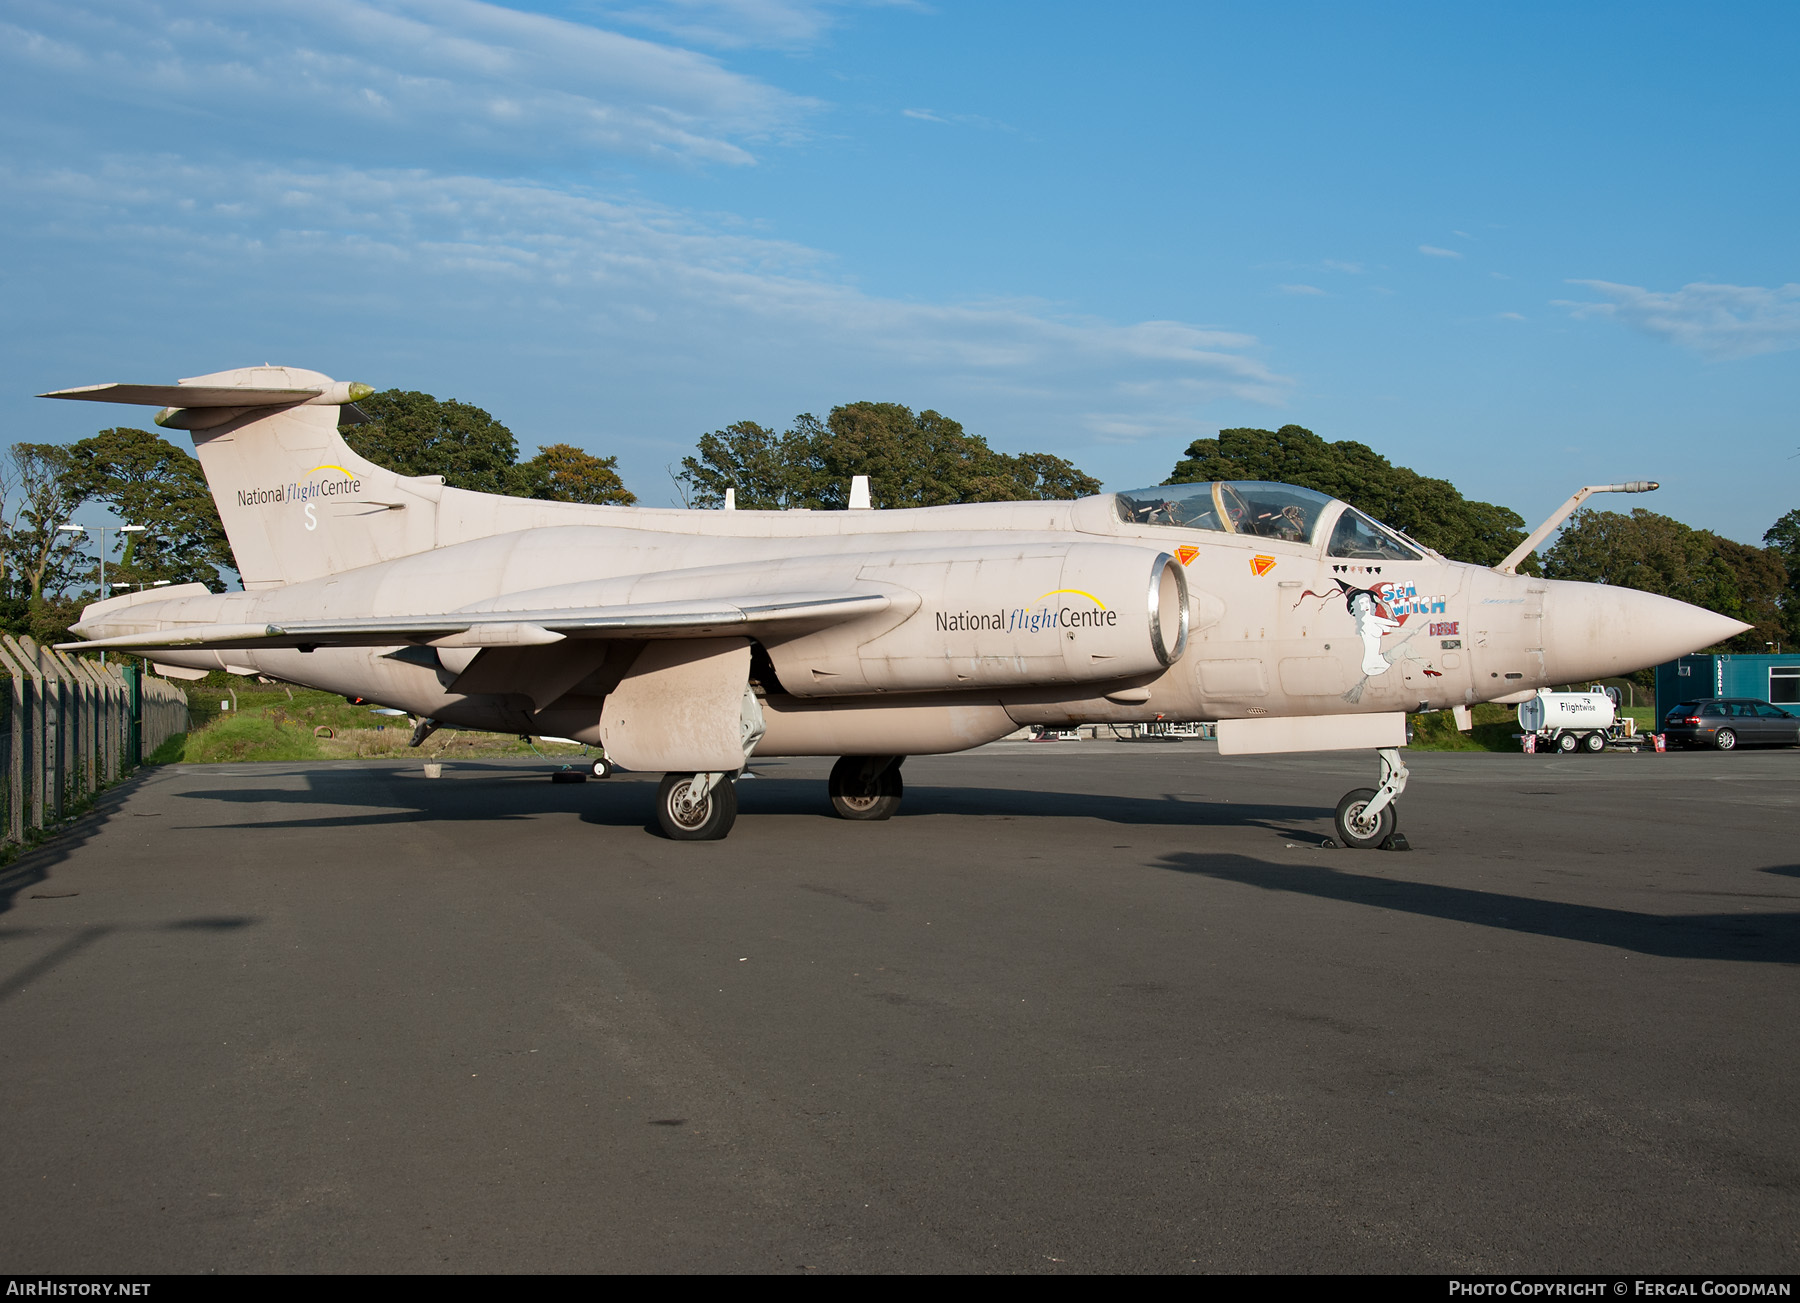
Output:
[1148, 553, 1189, 667]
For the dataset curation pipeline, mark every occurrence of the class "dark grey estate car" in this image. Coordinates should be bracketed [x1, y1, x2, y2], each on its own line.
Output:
[1662, 698, 1800, 750]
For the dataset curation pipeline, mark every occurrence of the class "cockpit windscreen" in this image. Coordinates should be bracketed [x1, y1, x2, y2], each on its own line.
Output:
[1114, 481, 1333, 544]
[1327, 508, 1423, 561]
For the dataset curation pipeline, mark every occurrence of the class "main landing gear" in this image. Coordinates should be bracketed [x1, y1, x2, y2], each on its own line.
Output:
[828, 756, 905, 820]
[655, 751, 910, 840]
[1332, 746, 1410, 851]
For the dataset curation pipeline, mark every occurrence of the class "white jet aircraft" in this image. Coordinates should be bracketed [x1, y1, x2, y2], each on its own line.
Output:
[42, 366, 1746, 845]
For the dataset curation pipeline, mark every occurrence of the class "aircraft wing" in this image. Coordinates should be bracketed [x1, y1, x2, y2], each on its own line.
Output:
[58, 591, 894, 653]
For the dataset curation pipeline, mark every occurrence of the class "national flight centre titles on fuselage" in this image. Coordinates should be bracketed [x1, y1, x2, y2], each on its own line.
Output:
[936, 606, 1121, 634]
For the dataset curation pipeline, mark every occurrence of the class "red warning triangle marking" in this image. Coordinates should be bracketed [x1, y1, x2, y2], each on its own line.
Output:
[1249, 555, 1277, 577]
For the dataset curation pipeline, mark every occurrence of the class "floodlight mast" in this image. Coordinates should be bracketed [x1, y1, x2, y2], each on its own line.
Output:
[1495, 482, 1660, 575]
[58, 524, 149, 658]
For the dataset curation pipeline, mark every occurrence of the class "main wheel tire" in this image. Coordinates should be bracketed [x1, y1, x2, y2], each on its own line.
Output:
[1581, 731, 1606, 753]
[1714, 729, 1737, 752]
[591, 757, 613, 779]
[829, 755, 904, 820]
[1555, 732, 1579, 754]
[1334, 787, 1396, 850]
[656, 773, 737, 840]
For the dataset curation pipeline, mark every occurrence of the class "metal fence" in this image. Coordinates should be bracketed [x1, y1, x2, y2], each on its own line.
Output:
[0, 634, 190, 844]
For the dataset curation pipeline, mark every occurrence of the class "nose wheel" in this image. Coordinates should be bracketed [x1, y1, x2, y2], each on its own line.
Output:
[656, 772, 737, 840]
[1331, 747, 1409, 850]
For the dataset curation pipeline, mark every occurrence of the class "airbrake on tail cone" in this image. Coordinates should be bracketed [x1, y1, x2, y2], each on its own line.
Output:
[41, 366, 1749, 844]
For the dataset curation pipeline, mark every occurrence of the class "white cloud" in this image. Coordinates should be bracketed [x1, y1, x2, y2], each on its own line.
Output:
[1498, 312, 1526, 321]
[1321, 260, 1365, 275]
[0, 0, 815, 166]
[5, 158, 1286, 439]
[587, 0, 890, 50]
[1279, 284, 1326, 296]
[1559, 279, 1800, 359]
[1418, 245, 1463, 259]
[902, 107, 1015, 132]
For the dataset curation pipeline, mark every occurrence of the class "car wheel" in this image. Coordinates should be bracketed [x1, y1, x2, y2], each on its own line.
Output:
[1714, 729, 1737, 752]
[1555, 732, 1578, 753]
[1334, 788, 1395, 850]
[1581, 731, 1606, 753]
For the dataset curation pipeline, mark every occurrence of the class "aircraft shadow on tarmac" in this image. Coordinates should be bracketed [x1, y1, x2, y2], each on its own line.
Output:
[167, 773, 1325, 834]
[0, 775, 153, 916]
[0, 916, 256, 1001]
[1160, 851, 1800, 964]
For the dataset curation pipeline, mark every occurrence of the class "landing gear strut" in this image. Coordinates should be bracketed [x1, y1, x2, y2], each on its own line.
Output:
[828, 755, 905, 820]
[1333, 746, 1409, 850]
[656, 771, 737, 840]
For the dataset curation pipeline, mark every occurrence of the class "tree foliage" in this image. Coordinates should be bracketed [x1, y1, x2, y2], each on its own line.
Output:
[1545, 508, 1788, 653]
[68, 428, 234, 590]
[345, 390, 634, 504]
[678, 402, 1100, 510]
[1166, 424, 1533, 568]
[6, 443, 88, 601]
[512, 443, 634, 506]
[0, 430, 234, 642]
[1763, 509, 1800, 648]
[345, 390, 523, 495]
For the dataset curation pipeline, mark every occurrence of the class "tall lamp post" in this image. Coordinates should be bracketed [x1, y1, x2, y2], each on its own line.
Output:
[58, 523, 146, 662]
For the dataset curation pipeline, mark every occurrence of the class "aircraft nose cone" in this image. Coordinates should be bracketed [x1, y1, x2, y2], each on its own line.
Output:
[1544, 580, 1750, 681]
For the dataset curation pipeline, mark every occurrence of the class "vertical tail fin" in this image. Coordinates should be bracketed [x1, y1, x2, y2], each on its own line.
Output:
[44, 366, 446, 588]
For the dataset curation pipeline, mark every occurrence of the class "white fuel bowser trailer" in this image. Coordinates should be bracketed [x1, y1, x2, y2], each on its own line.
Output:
[1518, 686, 1645, 754]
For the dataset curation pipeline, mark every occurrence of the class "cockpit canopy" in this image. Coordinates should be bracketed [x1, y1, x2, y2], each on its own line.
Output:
[1112, 480, 1423, 561]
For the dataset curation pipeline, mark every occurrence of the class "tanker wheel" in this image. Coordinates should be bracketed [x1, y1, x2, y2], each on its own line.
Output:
[1555, 732, 1579, 754]
[656, 773, 737, 840]
[1333, 788, 1395, 850]
[829, 756, 904, 821]
[1581, 731, 1606, 754]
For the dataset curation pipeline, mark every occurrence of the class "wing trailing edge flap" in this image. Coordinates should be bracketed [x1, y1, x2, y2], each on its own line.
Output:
[57, 591, 897, 653]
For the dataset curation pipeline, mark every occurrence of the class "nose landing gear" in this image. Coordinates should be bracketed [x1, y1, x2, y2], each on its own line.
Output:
[1331, 746, 1410, 850]
[656, 771, 738, 840]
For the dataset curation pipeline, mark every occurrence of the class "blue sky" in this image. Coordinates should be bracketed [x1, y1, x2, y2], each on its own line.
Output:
[2, 0, 1795, 546]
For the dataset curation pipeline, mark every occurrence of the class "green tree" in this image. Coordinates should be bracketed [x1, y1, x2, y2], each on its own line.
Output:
[1543, 508, 1786, 653]
[345, 390, 635, 504]
[1166, 424, 1533, 568]
[678, 421, 816, 510]
[513, 444, 636, 506]
[345, 390, 523, 494]
[67, 427, 233, 592]
[679, 402, 1100, 510]
[6, 443, 89, 600]
[1763, 509, 1800, 648]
